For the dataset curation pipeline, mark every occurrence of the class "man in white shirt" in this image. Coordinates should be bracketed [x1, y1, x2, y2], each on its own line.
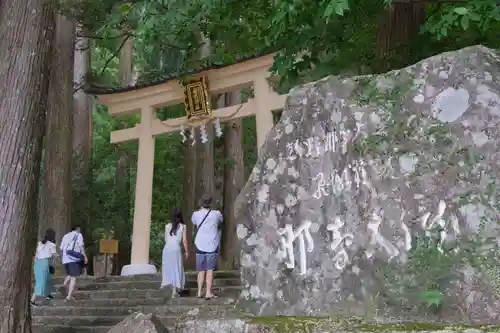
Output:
[59, 225, 88, 301]
[192, 195, 223, 299]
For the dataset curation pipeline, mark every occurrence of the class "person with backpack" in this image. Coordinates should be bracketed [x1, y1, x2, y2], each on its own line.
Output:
[192, 195, 223, 300]
[59, 225, 88, 301]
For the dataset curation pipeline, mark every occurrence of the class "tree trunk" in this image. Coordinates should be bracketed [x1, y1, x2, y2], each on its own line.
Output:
[0, 0, 55, 330]
[113, 146, 132, 274]
[375, 3, 426, 71]
[113, 35, 133, 275]
[182, 130, 197, 270]
[72, 26, 93, 274]
[195, 127, 216, 204]
[195, 33, 215, 205]
[219, 92, 245, 270]
[213, 95, 225, 208]
[119, 36, 134, 86]
[39, 14, 75, 248]
[184, 33, 216, 270]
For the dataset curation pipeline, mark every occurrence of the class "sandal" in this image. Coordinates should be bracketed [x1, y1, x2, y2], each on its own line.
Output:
[205, 295, 219, 300]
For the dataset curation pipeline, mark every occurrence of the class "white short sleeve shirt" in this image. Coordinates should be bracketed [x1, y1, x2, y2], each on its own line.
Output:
[36, 241, 57, 260]
[60, 231, 85, 264]
[192, 208, 223, 253]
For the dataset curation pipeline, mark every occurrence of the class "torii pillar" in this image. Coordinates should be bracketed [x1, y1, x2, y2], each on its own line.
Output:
[120, 106, 157, 276]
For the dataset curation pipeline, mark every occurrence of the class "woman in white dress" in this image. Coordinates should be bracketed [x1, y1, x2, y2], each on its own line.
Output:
[161, 208, 189, 297]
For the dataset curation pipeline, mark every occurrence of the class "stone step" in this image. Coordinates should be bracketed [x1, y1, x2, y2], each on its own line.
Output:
[51, 270, 240, 285]
[37, 296, 235, 307]
[33, 316, 131, 326]
[32, 302, 236, 317]
[32, 325, 111, 333]
[54, 277, 240, 291]
[51, 286, 243, 300]
[33, 314, 242, 329]
[31, 321, 247, 333]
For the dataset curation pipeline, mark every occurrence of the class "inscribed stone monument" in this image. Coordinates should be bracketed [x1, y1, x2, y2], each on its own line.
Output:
[235, 45, 500, 323]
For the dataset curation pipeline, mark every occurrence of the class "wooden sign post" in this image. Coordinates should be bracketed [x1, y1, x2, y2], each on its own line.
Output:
[99, 239, 119, 277]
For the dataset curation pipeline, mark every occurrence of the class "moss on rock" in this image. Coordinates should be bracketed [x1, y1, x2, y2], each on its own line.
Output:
[247, 316, 500, 333]
[248, 316, 330, 333]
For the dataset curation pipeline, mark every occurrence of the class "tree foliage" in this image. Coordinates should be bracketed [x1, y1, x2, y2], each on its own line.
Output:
[75, 0, 500, 89]
[424, 0, 500, 37]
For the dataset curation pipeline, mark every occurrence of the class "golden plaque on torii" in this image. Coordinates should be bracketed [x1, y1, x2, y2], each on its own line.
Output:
[182, 76, 212, 120]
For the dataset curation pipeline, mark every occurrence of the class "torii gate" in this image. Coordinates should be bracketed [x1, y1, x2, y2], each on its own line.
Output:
[93, 53, 287, 276]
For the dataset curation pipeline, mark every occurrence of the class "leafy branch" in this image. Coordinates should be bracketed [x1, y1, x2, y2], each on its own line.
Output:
[77, 32, 131, 40]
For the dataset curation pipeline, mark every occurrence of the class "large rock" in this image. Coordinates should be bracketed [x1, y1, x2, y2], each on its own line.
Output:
[106, 312, 168, 333]
[235, 45, 500, 322]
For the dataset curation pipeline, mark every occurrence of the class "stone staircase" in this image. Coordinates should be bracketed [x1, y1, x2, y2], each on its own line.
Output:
[32, 270, 242, 333]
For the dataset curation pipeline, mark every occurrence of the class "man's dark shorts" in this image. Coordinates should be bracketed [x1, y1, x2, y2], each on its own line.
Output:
[195, 249, 218, 271]
[64, 262, 82, 277]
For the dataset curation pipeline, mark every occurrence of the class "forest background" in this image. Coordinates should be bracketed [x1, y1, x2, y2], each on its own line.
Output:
[36, 0, 500, 272]
[1, 1, 500, 330]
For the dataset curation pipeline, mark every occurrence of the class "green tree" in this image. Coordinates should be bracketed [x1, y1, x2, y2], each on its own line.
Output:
[39, 14, 75, 252]
[0, 0, 56, 331]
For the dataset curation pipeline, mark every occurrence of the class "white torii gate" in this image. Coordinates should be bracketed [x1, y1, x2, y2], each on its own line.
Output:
[93, 54, 287, 275]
